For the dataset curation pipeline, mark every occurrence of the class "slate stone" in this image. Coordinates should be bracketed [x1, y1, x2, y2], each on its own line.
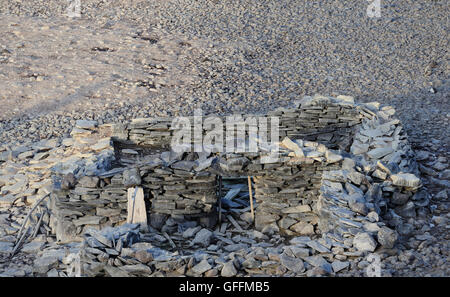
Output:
[192, 259, 212, 275]
[353, 232, 377, 252]
[61, 173, 77, 190]
[123, 168, 142, 187]
[192, 229, 213, 247]
[377, 227, 398, 249]
[221, 261, 238, 277]
[280, 253, 305, 273]
[331, 260, 349, 273]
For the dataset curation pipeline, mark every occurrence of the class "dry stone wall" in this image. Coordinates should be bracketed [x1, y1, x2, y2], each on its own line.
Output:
[49, 95, 425, 251]
[111, 95, 373, 150]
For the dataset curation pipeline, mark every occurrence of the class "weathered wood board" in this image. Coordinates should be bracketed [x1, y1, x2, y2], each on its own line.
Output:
[127, 187, 147, 224]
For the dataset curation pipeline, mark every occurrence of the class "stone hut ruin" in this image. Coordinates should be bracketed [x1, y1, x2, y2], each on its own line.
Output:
[50, 95, 427, 253]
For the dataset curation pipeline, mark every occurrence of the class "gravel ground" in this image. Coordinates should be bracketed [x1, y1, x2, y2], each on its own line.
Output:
[0, 0, 448, 276]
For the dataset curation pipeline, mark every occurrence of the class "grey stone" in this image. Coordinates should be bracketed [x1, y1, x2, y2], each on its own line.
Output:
[135, 250, 153, 264]
[278, 217, 297, 229]
[223, 243, 248, 252]
[0, 150, 12, 162]
[289, 236, 311, 246]
[255, 213, 280, 229]
[105, 248, 120, 256]
[281, 137, 304, 157]
[306, 266, 331, 277]
[33, 256, 59, 275]
[150, 213, 168, 230]
[121, 264, 152, 275]
[306, 241, 331, 253]
[192, 259, 212, 274]
[434, 190, 447, 200]
[21, 241, 45, 254]
[432, 216, 447, 226]
[325, 150, 343, 163]
[78, 176, 99, 188]
[439, 169, 450, 180]
[280, 253, 305, 273]
[73, 216, 106, 226]
[367, 147, 394, 159]
[104, 266, 130, 277]
[96, 208, 121, 217]
[76, 120, 98, 130]
[85, 237, 106, 249]
[0, 194, 18, 207]
[85, 229, 113, 247]
[0, 241, 13, 254]
[290, 222, 315, 235]
[192, 229, 213, 247]
[47, 268, 59, 277]
[1, 179, 27, 195]
[391, 192, 410, 205]
[411, 189, 430, 207]
[395, 201, 416, 218]
[1, 268, 27, 277]
[347, 193, 368, 215]
[342, 158, 356, 170]
[221, 261, 238, 277]
[347, 171, 364, 185]
[182, 226, 202, 238]
[281, 205, 311, 214]
[390, 173, 421, 188]
[18, 150, 34, 160]
[377, 227, 398, 249]
[61, 173, 77, 190]
[123, 167, 142, 187]
[331, 260, 349, 273]
[304, 255, 332, 274]
[91, 138, 112, 151]
[353, 232, 377, 252]
[171, 160, 195, 171]
[194, 157, 215, 171]
[289, 246, 310, 258]
[372, 169, 388, 180]
[351, 143, 369, 155]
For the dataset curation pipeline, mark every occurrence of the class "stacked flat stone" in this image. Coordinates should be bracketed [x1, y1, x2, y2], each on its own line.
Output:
[49, 94, 424, 248]
[127, 117, 173, 148]
[349, 103, 426, 220]
[251, 144, 344, 236]
[267, 95, 371, 149]
[111, 95, 375, 150]
[51, 151, 221, 242]
[139, 154, 217, 216]
[316, 164, 400, 252]
[315, 102, 424, 251]
[51, 172, 128, 243]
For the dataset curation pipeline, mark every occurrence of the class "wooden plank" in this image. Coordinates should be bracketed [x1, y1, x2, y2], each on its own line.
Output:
[218, 176, 222, 224]
[127, 187, 147, 224]
[248, 176, 255, 222]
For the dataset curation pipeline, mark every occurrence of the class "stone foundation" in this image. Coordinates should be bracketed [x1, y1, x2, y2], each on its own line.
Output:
[50, 95, 426, 250]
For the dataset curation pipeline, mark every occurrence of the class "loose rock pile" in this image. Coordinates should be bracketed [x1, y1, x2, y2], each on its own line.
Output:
[58, 222, 364, 277]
